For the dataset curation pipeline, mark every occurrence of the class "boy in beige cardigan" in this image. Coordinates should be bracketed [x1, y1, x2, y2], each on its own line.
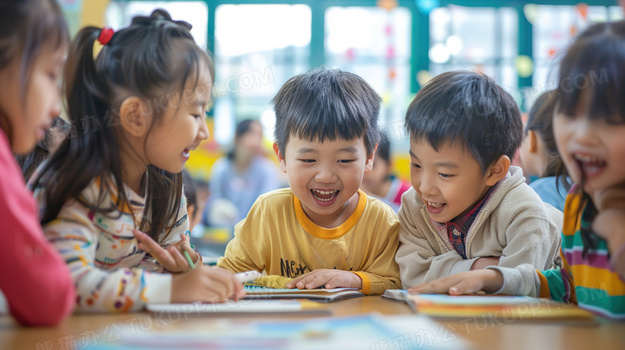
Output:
[396, 71, 562, 288]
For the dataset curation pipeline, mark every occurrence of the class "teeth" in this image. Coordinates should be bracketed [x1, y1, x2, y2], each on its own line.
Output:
[573, 154, 602, 163]
[584, 165, 602, 175]
[428, 202, 444, 208]
[311, 189, 338, 202]
[313, 190, 336, 195]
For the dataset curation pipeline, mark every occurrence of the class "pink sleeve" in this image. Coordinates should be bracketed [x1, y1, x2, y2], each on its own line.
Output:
[0, 134, 75, 326]
[393, 181, 412, 206]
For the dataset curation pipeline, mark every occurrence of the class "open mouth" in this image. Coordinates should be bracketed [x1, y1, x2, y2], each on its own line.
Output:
[182, 148, 191, 158]
[311, 189, 339, 202]
[425, 200, 446, 215]
[573, 154, 606, 179]
[427, 201, 445, 208]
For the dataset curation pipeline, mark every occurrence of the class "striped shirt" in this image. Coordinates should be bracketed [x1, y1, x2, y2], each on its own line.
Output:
[493, 189, 625, 320]
[536, 191, 625, 319]
[33, 175, 189, 312]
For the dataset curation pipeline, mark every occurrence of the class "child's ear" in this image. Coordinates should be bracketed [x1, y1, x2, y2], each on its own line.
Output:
[273, 142, 287, 173]
[119, 96, 149, 137]
[364, 143, 378, 173]
[187, 205, 196, 223]
[484, 155, 510, 186]
[528, 130, 539, 154]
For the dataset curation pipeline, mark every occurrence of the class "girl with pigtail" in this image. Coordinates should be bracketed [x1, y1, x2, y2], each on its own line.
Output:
[32, 9, 244, 312]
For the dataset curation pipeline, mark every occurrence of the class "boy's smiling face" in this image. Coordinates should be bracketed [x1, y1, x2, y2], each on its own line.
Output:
[409, 138, 503, 223]
[274, 135, 374, 227]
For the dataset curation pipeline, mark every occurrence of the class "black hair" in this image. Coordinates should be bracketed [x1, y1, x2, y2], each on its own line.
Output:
[375, 132, 391, 164]
[272, 68, 380, 156]
[0, 0, 69, 147]
[15, 117, 70, 182]
[525, 90, 570, 191]
[15, 144, 48, 183]
[554, 20, 625, 255]
[405, 71, 523, 173]
[227, 119, 261, 161]
[33, 9, 214, 239]
[182, 169, 197, 221]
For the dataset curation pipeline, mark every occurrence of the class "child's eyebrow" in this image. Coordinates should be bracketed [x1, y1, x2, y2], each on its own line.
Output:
[297, 147, 318, 154]
[191, 99, 208, 109]
[410, 150, 459, 168]
[434, 161, 459, 168]
[336, 146, 358, 154]
[54, 55, 64, 66]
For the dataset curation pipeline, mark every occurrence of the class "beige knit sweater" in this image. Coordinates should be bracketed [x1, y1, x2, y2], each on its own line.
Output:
[396, 166, 563, 288]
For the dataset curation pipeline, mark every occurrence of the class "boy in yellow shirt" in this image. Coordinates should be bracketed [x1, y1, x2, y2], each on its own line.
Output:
[217, 68, 401, 295]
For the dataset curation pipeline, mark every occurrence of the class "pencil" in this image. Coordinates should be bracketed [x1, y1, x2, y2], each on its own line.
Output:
[183, 250, 196, 269]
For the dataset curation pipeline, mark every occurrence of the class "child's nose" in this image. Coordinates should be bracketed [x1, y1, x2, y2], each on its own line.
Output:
[50, 97, 61, 123]
[315, 166, 336, 183]
[418, 174, 437, 197]
[572, 118, 599, 146]
[198, 119, 209, 140]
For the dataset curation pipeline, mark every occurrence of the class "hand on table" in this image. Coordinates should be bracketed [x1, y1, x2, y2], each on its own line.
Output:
[286, 269, 363, 290]
[407, 270, 503, 295]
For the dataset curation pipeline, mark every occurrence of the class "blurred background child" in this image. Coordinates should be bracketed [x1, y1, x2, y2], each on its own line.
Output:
[519, 90, 570, 211]
[182, 168, 203, 232]
[203, 118, 281, 229]
[361, 132, 411, 212]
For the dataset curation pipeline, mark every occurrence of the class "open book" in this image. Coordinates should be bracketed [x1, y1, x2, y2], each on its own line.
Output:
[243, 285, 364, 302]
[382, 289, 595, 323]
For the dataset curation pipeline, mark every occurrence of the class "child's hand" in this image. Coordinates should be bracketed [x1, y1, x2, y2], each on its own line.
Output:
[133, 229, 199, 273]
[471, 257, 500, 270]
[592, 183, 625, 212]
[171, 266, 245, 303]
[593, 209, 625, 256]
[591, 184, 625, 268]
[286, 269, 363, 290]
[407, 270, 503, 295]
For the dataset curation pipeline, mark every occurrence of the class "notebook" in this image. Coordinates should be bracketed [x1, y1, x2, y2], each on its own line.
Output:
[382, 289, 596, 323]
[243, 285, 364, 302]
[146, 299, 331, 316]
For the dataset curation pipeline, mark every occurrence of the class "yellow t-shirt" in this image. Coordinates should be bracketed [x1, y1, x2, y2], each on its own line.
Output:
[217, 188, 401, 295]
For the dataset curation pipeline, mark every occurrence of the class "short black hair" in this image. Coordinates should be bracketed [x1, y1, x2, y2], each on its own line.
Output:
[272, 68, 381, 155]
[405, 71, 522, 173]
[375, 132, 391, 163]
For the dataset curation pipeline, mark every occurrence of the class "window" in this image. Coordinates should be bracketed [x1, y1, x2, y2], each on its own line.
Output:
[213, 4, 311, 144]
[532, 5, 624, 91]
[325, 6, 411, 143]
[429, 6, 518, 94]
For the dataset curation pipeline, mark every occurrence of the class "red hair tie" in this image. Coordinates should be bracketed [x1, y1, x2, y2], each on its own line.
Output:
[98, 27, 114, 46]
